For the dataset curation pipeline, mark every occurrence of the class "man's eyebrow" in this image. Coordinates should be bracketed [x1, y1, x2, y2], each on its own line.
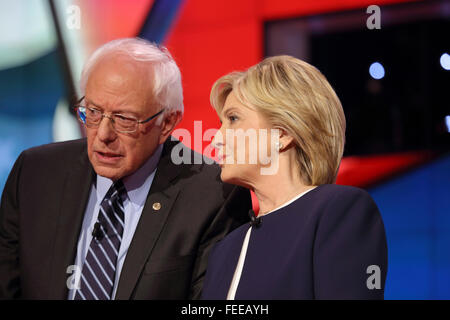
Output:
[85, 98, 103, 109]
[85, 99, 140, 117]
[116, 110, 140, 117]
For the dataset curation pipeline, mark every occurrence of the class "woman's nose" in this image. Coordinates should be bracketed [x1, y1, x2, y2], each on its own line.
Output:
[211, 126, 225, 149]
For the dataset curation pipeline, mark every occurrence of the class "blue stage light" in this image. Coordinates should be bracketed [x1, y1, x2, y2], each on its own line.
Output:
[440, 53, 450, 71]
[369, 62, 385, 79]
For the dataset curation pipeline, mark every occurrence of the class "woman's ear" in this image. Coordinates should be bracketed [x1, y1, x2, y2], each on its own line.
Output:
[278, 128, 294, 152]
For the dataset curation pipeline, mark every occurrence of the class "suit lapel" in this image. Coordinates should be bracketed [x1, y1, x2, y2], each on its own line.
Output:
[49, 143, 94, 298]
[115, 139, 185, 299]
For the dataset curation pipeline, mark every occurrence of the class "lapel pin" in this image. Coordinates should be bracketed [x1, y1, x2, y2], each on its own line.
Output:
[152, 202, 161, 211]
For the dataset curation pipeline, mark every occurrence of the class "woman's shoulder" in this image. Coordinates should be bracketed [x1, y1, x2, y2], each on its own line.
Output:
[310, 184, 377, 207]
[262, 184, 378, 225]
[308, 184, 382, 227]
[279, 184, 380, 226]
[316, 183, 372, 197]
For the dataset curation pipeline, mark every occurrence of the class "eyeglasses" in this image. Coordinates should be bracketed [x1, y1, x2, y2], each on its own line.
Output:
[74, 96, 165, 133]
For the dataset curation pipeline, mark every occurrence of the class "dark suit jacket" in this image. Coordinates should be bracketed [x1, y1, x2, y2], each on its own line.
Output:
[201, 184, 388, 300]
[0, 138, 251, 299]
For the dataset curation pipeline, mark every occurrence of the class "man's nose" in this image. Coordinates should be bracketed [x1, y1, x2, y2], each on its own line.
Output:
[96, 116, 117, 142]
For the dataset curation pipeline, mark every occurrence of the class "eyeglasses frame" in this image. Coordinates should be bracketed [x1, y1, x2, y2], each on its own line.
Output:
[74, 96, 165, 133]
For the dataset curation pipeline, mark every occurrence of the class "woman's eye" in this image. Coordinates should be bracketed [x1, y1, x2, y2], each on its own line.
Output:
[228, 115, 238, 122]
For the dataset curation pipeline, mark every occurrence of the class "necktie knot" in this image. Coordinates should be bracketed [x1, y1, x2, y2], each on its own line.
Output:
[104, 180, 126, 204]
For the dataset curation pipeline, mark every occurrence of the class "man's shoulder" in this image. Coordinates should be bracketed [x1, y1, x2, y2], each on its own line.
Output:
[162, 138, 221, 179]
[22, 138, 87, 159]
[18, 138, 88, 173]
[161, 138, 242, 199]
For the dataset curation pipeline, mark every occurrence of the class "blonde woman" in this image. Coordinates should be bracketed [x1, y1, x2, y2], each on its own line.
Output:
[201, 56, 388, 299]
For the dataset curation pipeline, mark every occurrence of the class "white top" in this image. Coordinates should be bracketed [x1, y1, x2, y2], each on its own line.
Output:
[226, 187, 317, 300]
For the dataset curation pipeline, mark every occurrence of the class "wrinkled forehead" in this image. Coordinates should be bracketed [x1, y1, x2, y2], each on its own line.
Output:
[85, 54, 156, 110]
[88, 53, 154, 85]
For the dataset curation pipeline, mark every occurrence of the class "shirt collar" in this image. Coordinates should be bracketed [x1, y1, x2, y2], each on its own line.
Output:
[96, 144, 163, 207]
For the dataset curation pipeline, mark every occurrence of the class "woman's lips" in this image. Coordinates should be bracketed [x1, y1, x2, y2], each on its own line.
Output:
[217, 154, 227, 166]
[95, 151, 123, 164]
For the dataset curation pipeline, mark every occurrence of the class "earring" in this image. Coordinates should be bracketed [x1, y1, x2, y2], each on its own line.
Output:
[275, 142, 283, 151]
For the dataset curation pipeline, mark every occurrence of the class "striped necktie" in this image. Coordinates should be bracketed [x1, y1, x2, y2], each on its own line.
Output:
[74, 180, 126, 300]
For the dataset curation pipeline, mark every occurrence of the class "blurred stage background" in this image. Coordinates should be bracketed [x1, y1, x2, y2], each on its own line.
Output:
[0, 0, 449, 299]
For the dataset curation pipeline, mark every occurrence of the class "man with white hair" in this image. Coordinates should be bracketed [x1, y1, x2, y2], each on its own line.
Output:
[0, 38, 251, 299]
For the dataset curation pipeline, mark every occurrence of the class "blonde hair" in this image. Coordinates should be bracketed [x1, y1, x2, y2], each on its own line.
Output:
[210, 55, 346, 185]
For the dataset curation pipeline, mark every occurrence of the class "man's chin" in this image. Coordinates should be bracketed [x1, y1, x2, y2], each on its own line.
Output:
[93, 165, 125, 181]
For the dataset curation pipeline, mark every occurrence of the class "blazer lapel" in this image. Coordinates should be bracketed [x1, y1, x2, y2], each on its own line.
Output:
[49, 144, 94, 299]
[114, 139, 184, 299]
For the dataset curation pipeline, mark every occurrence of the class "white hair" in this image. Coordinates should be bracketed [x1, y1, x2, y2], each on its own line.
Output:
[80, 38, 184, 122]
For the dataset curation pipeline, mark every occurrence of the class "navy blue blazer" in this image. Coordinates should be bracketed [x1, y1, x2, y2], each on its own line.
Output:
[201, 184, 388, 300]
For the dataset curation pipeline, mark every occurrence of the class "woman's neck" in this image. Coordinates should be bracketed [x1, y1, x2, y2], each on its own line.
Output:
[251, 155, 314, 215]
[254, 181, 313, 216]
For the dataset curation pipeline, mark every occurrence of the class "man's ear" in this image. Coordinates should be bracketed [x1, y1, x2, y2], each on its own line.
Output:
[158, 111, 183, 144]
